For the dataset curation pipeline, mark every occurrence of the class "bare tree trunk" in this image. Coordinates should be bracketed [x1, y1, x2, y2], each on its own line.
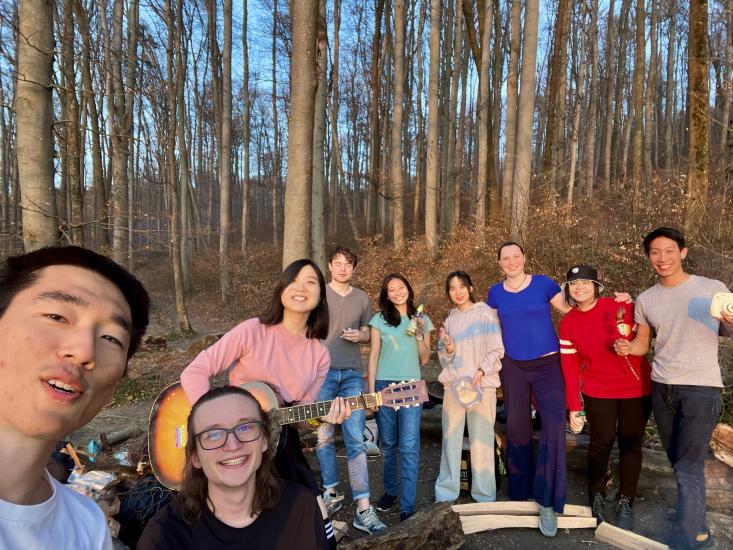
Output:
[502, 0, 521, 219]
[510, 0, 538, 241]
[219, 0, 232, 301]
[412, 0, 427, 233]
[630, 0, 645, 212]
[720, 0, 732, 161]
[475, 0, 493, 238]
[17, 0, 57, 250]
[685, 0, 709, 238]
[663, 0, 677, 172]
[176, 0, 191, 291]
[282, 2, 317, 266]
[271, 0, 280, 248]
[454, 36, 469, 230]
[390, 0, 406, 249]
[610, 0, 632, 184]
[601, 0, 616, 192]
[644, 0, 658, 182]
[445, 0, 463, 234]
[583, 0, 599, 195]
[60, 0, 83, 245]
[425, 0, 441, 257]
[311, 0, 327, 272]
[567, 8, 587, 207]
[241, 0, 250, 260]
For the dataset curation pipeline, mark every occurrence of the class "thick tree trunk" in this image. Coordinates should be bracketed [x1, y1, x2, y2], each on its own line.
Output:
[510, 0, 538, 241]
[17, 0, 57, 250]
[685, 0, 710, 238]
[282, 2, 317, 266]
[425, 0, 441, 257]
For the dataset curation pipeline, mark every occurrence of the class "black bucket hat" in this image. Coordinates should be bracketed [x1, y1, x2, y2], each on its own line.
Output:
[561, 264, 605, 292]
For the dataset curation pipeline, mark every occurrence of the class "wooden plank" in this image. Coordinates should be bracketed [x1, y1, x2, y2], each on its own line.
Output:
[710, 423, 733, 468]
[460, 514, 597, 535]
[452, 501, 592, 518]
[332, 520, 348, 543]
[594, 521, 669, 550]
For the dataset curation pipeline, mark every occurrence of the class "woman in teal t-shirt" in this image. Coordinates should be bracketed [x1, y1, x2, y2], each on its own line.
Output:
[367, 273, 434, 521]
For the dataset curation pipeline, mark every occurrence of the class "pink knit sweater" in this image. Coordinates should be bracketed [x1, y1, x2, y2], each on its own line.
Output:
[181, 318, 330, 405]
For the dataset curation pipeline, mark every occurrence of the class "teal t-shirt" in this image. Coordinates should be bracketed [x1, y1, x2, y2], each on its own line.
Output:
[370, 311, 435, 381]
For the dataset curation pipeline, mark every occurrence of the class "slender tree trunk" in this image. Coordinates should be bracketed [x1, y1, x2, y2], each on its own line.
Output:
[664, 0, 677, 172]
[241, 0, 250, 259]
[454, 36, 469, 230]
[475, 0, 493, 238]
[425, 0, 441, 256]
[282, 1, 317, 266]
[685, 0, 709, 238]
[567, 8, 587, 207]
[271, 0, 280, 248]
[502, 0, 521, 220]
[644, 0, 658, 182]
[510, 0, 538, 241]
[311, 0, 327, 272]
[367, 0, 385, 235]
[445, 0, 463, 234]
[219, 0, 232, 301]
[583, 0, 599, 195]
[630, 0, 645, 212]
[720, 0, 732, 161]
[610, 0, 632, 184]
[176, 0, 192, 291]
[17, 0, 57, 250]
[391, 0, 406, 249]
[601, 0, 616, 191]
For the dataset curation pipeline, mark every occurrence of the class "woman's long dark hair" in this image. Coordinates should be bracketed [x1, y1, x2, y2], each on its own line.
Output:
[378, 273, 417, 327]
[258, 258, 329, 339]
[445, 271, 476, 304]
[180, 386, 281, 524]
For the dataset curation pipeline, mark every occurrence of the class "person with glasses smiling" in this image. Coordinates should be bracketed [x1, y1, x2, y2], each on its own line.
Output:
[138, 386, 328, 549]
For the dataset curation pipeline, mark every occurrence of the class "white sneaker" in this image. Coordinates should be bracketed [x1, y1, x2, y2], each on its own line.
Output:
[322, 489, 344, 517]
[353, 505, 387, 534]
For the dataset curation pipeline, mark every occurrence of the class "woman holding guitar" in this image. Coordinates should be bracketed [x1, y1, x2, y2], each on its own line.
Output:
[180, 259, 349, 549]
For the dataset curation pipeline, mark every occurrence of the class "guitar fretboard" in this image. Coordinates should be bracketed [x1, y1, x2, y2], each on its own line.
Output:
[279, 394, 379, 425]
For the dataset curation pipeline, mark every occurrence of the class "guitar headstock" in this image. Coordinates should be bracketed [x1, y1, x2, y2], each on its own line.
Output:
[379, 380, 429, 409]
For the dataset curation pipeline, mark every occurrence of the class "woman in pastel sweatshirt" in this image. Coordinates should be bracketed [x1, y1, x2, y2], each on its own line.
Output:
[435, 271, 504, 503]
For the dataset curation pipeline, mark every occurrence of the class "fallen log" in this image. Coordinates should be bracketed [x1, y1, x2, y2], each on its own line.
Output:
[460, 514, 596, 535]
[452, 501, 592, 517]
[339, 502, 463, 550]
[100, 426, 142, 449]
[594, 521, 668, 549]
[710, 423, 733, 468]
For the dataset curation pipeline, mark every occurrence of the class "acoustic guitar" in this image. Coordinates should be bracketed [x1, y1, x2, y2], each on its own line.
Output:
[148, 380, 428, 490]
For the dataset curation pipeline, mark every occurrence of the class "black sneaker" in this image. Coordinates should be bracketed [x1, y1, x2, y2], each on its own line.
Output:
[376, 492, 397, 512]
[399, 511, 414, 522]
[591, 493, 607, 523]
[615, 495, 634, 531]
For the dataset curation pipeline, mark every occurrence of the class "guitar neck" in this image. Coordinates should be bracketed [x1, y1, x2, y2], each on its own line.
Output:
[278, 393, 379, 426]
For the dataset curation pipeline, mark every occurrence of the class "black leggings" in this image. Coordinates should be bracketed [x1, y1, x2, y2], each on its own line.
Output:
[583, 394, 652, 499]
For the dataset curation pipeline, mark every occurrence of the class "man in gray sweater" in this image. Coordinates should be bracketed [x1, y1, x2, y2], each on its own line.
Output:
[615, 227, 732, 549]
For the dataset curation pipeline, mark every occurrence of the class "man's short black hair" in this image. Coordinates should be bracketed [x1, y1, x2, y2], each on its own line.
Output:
[328, 246, 358, 268]
[643, 227, 686, 256]
[0, 246, 150, 358]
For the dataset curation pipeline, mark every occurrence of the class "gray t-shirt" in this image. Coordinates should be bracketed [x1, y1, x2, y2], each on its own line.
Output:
[635, 274, 729, 387]
[324, 285, 372, 371]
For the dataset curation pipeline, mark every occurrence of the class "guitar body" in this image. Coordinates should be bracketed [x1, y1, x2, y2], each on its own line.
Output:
[148, 380, 428, 490]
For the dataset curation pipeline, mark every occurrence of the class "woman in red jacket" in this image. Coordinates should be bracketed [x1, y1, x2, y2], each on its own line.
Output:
[558, 265, 651, 531]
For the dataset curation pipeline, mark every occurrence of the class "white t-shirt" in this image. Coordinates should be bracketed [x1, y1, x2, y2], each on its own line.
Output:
[0, 471, 113, 550]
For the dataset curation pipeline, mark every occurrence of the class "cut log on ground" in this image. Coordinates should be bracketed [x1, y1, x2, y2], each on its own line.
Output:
[339, 502, 463, 550]
[710, 423, 733, 468]
[332, 520, 348, 542]
[594, 521, 669, 549]
[460, 514, 596, 535]
[452, 501, 592, 517]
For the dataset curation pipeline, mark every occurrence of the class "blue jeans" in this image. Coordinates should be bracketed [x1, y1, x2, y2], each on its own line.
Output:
[315, 369, 370, 500]
[652, 382, 720, 549]
[375, 380, 422, 515]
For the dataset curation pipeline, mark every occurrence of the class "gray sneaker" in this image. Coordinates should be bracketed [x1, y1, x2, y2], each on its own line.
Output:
[539, 504, 558, 537]
[322, 489, 344, 517]
[353, 506, 387, 534]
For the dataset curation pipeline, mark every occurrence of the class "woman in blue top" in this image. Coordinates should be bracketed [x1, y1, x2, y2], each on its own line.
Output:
[367, 274, 434, 522]
[486, 242, 571, 537]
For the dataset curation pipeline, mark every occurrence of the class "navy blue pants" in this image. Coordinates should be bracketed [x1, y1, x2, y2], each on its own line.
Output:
[652, 382, 720, 549]
[500, 353, 567, 513]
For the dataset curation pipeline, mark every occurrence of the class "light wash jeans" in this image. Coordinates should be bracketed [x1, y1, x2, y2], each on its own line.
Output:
[316, 368, 370, 500]
[652, 382, 720, 549]
[435, 387, 497, 503]
[375, 380, 422, 516]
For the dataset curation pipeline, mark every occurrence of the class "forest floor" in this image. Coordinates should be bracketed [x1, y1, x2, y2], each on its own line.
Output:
[72, 184, 733, 548]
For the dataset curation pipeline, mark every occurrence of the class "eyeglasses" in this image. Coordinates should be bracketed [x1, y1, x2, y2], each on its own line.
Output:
[195, 421, 263, 450]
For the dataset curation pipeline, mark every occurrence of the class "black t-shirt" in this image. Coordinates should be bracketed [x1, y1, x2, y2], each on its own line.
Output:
[137, 479, 327, 550]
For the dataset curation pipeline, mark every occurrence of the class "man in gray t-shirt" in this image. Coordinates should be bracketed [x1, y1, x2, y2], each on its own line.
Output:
[316, 247, 386, 535]
[615, 227, 732, 549]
